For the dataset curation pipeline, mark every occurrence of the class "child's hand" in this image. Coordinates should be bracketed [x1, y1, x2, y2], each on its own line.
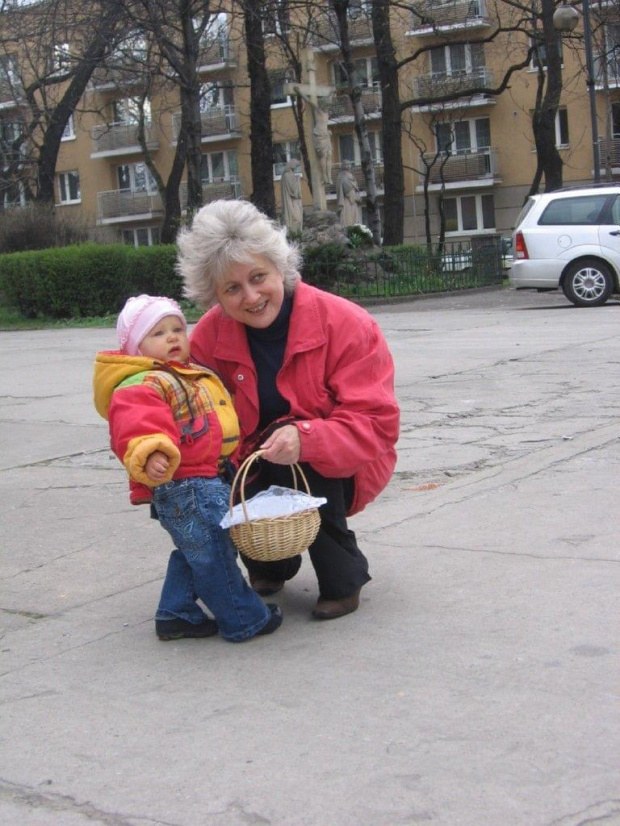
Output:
[145, 450, 170, 481]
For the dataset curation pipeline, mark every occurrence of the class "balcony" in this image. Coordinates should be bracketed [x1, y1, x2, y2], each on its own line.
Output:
[172, 105, 241, 143]
[309, 15, 373, 50]
[328, 87, 382, 121]
[417, 147, 498, 189]
[180, 178, 243, 207]
[598, 137, 620, 169]
[325, 162, 384, 196]
[97, 189, 163, 224]
[91, 121, 159, 158]
[410, 0, 490, 34]
[412, 67, 496, 110]
[0, 78, 24, 110]
[197, 37, 236, 72]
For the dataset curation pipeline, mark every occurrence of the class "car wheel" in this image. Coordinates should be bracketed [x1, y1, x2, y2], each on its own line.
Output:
[562, 258, 614, 307]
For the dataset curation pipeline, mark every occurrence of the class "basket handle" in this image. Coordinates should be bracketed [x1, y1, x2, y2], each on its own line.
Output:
[228, 450, 313, 526]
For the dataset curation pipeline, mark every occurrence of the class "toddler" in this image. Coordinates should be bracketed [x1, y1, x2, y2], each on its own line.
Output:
[93, 294, 282, 642]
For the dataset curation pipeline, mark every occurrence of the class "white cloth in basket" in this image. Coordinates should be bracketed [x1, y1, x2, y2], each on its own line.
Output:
[220, 485, 327, 529]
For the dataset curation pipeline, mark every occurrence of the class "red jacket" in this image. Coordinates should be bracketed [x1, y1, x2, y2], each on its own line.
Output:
[93, 352, 239, 504]
[190, 282, 399, 515]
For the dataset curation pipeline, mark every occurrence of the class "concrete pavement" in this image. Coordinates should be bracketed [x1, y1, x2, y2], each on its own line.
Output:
[1, 287, 619, 826]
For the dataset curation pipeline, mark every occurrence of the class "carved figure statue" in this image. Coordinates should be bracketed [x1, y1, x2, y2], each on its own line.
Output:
[280, 158, 303, 233]
[336, 161, 361, 227]
[311, 101, 333, 186]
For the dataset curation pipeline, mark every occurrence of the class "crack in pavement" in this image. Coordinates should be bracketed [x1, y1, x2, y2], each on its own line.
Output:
[0, 777, 182, 826]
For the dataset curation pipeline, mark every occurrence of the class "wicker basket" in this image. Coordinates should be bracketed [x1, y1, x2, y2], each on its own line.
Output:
[228, 450, 321, 562]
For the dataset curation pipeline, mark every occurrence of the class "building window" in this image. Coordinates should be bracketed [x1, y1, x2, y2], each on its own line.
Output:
[270, 70, 293, 107]
[443, 193, 495, 233]
[200, 81, 233, 111]
[2, 179, 26, 210]
[263, 0, 290, 36]
[530, 35, 563, 71]
[556, 108, 569, 147]
[333, 57, 379, 89]
[57, 171, 81, 204]
[61, 114, 75, 141]
[201, 149, 238, 182]
[117, 162, 156, 193]
[51, 42, 71, 75]
[338, 132, 382, 164]
[122, 227, 160, 247]
[112, 97, 149, 124]
[273, 141, 300, 178]
[430, 42, 484, 77]
[436, 117, 490, 153]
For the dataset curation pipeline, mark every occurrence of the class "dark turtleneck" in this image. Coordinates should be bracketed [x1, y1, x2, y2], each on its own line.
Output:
[246, 294, 293, 430]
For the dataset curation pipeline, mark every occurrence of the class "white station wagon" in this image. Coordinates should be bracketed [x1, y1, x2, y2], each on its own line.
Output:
[510, 185, 620, 307]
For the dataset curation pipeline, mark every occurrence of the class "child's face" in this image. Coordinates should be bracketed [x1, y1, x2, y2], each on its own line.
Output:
[138, 315, 190, 363]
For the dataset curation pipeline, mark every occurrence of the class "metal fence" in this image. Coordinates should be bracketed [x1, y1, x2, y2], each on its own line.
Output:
[301, 237, 505, 300]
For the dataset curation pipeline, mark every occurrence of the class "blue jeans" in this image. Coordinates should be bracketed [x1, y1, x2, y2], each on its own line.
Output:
[152, 476, 271, 642]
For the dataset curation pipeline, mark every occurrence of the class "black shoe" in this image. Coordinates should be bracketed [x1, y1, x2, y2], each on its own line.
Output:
[156, 617, 218, 641]
[255, 604, 283, 636]
[249, 576, 285, 597]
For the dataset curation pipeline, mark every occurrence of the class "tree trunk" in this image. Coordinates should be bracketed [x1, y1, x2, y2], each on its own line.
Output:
[332, 0, 381, 244]
[35, 1, 124, 203]
[372, 0, 404, 245]
[530, 0, 563, 194]
[243, 0, 276, 217]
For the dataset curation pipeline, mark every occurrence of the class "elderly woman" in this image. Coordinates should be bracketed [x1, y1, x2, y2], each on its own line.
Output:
[177, 200, 399, 620]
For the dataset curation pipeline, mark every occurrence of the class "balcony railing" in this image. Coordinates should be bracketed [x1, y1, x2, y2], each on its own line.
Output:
[328, 87, 382, 120]
[197, 37, 236, 70]
[0, 78, 23, 107]
[325, 162, 384, 195]
[410, 0, 489, 31]
[309, 14, 373, 47]
[172, 105, 240, 142]
[180, 178, 242, 207]
[414, 67, 494, 100]
[97, 188, 163, 222]
[420, 148, 496, 183]
[91, 121, 158, 155]
[599, 137, 620, 167]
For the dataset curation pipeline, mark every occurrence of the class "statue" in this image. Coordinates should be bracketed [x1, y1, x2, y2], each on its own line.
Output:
[336, 161, 361, 227]
[280, 158, 303, 233]
[310, 100, 333, 187]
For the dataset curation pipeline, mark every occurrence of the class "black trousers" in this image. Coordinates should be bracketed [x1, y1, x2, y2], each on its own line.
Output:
[239, 460, 371, 600]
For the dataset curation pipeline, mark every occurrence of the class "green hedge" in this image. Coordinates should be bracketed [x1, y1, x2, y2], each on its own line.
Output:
[0, 243, 181, 319]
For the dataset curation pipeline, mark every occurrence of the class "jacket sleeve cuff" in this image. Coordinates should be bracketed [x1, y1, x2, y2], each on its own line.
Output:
[124, 435, 181, 488]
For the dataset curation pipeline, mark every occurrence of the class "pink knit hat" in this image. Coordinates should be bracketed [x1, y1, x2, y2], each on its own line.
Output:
[116, 294, 186, 355]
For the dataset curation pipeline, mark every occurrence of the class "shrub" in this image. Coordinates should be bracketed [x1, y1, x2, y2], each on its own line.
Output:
[0, 203, 89, 253]
[301, 242, 349, 289]
[0, 243, 180, 319]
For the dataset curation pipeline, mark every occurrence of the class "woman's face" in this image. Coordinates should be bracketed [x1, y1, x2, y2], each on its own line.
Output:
[215, 255, 285, 329]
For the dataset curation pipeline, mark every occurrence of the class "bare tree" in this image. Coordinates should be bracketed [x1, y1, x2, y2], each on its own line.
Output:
[0, 0, 125, 205]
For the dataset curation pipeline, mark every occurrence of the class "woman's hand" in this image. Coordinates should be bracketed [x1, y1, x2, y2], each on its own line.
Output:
[260, 424, 301, 465]
[145, 450, 170, 481]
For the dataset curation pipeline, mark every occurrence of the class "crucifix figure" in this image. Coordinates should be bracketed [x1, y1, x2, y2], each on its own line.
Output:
[284, 48, 334, 212]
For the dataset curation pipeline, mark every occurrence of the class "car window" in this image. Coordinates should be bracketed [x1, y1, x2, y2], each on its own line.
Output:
[538, 195, 608, 226]
[610, 195, 620, 225]
[514, 198, 535, 228]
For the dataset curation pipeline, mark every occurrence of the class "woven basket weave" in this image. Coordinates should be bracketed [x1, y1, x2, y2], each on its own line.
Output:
[228, 450, 321, 562]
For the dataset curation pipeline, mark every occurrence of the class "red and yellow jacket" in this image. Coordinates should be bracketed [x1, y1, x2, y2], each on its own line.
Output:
[190, 281, 399, 516]
[93, 352, 239, 505]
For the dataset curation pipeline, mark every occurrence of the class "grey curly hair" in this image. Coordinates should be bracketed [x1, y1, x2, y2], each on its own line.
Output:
[177, 200, 302, 309]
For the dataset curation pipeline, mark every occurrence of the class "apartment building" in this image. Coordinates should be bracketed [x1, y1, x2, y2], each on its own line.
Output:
[0, 0, 613, 247]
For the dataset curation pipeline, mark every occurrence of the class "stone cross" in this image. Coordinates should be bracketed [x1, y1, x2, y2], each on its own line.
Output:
[284, 47, 334, 212]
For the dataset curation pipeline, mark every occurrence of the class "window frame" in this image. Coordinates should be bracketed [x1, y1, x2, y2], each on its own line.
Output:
[443, 192, 495, 235]
[57, 170, 81, 205]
